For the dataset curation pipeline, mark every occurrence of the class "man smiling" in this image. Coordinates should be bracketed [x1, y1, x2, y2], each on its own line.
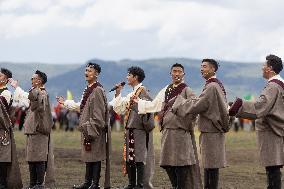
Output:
[134, 63, 202, 189]
[229, 54, 284, 189]
[172, 59, 229, 189]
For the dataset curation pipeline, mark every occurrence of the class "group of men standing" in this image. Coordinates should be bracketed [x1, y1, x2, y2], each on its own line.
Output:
[0, 69, 55, 189]
[0, 54, 284, 189]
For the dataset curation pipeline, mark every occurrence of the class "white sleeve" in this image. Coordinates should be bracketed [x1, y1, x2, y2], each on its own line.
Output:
[0, 90, 12, 103]
[13, 87, 30, 107]
[64, 100, 80, 110]
[109, 93, 129, 115]
[137, 86, 167, 114]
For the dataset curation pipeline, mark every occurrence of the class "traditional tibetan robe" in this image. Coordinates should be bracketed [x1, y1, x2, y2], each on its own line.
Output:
[172, 78, 229, 169]
[138, 83, 203, 189]
[14, 86, 55, 187]
[0, 87, 13, 163]
[235, 75, 284, 167]
[0, 87, 22, 189]
[110, 83, 155, 188]
[64, 82, 111, 188]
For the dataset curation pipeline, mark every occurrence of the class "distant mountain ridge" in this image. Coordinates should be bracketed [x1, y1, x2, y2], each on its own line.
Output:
[1, 58, 282, 104]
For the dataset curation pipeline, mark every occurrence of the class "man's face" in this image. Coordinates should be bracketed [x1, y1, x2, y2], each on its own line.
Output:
[31, 74, 42, 88]
[262, 62, 272, 79]
[0, 72, 7, 86]
[126, 73, 138, 87]
[200, 62, 215, 79]
[171, 66, 184, 84]
[85, 66, 97, 82]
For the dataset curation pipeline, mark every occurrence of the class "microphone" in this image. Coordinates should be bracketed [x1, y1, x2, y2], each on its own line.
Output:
[109, 82, 126, 92]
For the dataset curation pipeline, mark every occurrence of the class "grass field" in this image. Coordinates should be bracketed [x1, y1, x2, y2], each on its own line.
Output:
[14, 128, 269, 189]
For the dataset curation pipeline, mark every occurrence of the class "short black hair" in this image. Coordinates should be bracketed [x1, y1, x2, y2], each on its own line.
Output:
[128, 66, 145, 83]
[0, 68, 12, 79]
[266, 54, 283, 74]
[171, 63, 184, 71]
[202, 58, 219, 72]
[86, 60, 101, 74]
[35, 70, 47, 84]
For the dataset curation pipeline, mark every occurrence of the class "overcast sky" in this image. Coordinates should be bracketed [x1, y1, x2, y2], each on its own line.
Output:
[0, 0, 283, 64]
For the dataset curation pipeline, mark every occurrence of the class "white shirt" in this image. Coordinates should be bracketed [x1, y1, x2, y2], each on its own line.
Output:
[13, 86, 30, 108]
[64, 100, 81, 111]
[110, 83, 144, 115]
[268, 74, 284, 83]
[137, 85, 168, 114]
[0, 86, 12, 104]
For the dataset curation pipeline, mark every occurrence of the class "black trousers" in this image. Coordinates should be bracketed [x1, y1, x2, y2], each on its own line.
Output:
[0, 162, 10, 189]
[164, 166, 189, 189]
[204, 168, 219, 189]
[266, 165, 282, 189]
[28, 161, 46, 187]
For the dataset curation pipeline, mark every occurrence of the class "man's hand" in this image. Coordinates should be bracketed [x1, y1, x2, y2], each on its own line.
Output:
[131, 96, 139, 104]
[8, 78, 18, 88]
[56, 96, 65, 105]
[228, 98, 243, 116]
[114, 83, 124, 97]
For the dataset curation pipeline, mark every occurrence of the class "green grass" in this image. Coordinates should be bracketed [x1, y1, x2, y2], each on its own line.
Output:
[14, 128, 268, 188]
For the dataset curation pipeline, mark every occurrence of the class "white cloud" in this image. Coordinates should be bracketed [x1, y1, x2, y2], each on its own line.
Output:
[0, 0, 284, 62]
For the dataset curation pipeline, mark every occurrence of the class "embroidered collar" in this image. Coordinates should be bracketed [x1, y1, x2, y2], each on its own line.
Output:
[133, 83, 143, 92]
[268, 75, 284, 83]
[206, 75, 217, 81]
[0, 85, 7, 90]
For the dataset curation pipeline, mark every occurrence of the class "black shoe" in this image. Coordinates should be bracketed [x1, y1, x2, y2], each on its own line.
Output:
[88, 182, 100, 189]
[73, 182, 92, 189]
[33, 184, 45, 189]
[124, 185, 135, 189]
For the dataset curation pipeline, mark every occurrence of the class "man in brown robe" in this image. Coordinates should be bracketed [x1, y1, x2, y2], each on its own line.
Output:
[57, 62, 110, 189]
[0, 68, 22, 189]
[229, 54, 284, 189]
[10, 70, 55, 189]
[110, 66, 155, 189]
[135, 63, 202, 189]
[172, 59, 229, 189]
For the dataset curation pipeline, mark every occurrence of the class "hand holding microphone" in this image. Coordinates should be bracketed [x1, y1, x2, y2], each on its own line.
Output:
[8, 78, 18, 88]
[109, 81, 126, 92]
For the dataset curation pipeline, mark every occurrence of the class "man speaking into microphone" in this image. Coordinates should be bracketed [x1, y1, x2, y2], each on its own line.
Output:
[110, 66, 155, 189]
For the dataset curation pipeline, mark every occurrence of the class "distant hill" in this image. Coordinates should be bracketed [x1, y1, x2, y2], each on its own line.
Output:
[2, 58, 282, 104]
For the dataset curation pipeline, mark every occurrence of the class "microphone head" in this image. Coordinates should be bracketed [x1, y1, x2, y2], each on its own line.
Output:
[121, 81, 126, 86]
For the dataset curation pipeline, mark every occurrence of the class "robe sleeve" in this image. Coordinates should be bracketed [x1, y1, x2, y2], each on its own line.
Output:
[137, 86, 167, 114]
[28, 88, 42, 112]
[237, 84, 277, 119]
[172, 85, 212, 117]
